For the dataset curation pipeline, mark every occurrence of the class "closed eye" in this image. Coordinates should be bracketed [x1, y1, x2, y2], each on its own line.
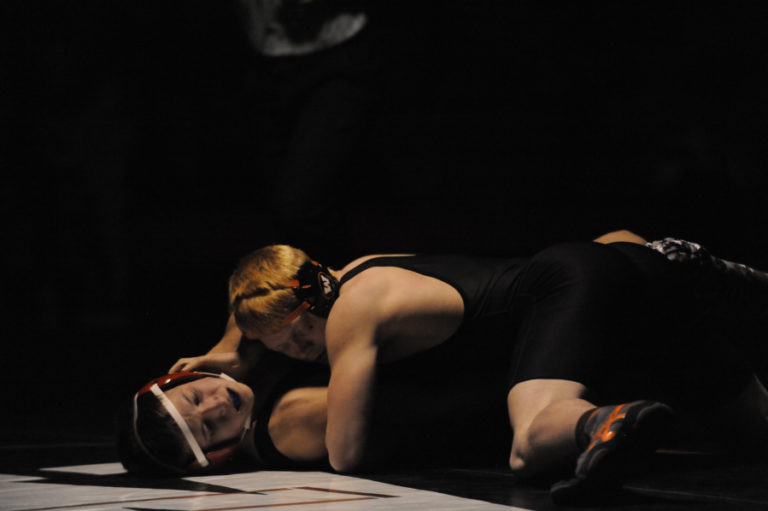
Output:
[184, 391, 199, 406]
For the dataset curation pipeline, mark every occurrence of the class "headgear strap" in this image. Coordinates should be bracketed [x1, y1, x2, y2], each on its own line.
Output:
[150, 384, 209, 467]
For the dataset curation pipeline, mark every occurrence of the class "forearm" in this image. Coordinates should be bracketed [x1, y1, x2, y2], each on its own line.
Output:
[212, 313, 266, 374]
[326, 346, 377, 472]
[208, 313, 244, 354]
[326, 402, 371, 472]
[170, 313, 263, 379]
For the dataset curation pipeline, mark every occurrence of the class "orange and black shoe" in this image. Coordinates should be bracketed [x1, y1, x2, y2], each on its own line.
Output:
[550, 401, 674, 506]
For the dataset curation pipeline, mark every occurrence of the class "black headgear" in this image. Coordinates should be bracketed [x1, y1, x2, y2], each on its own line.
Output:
[281, 260, 340, 326]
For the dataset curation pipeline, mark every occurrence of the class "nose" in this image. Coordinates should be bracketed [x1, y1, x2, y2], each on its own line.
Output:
[290, 338, 317, 360]
[200, 391, 230, 419]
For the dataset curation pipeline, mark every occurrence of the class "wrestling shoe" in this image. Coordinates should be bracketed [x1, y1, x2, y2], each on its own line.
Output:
[550, 401, 674, 505]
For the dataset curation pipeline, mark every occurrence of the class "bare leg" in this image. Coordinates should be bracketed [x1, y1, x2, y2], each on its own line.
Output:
[507, 378, 594, 477]
[509, 379, 675, 506]
[593, 230, 648, 245]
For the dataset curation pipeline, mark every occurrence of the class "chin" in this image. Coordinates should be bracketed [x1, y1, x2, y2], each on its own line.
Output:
[241, 383, 255, 400]
[233, 380, 255, 404]
[303, 350, 324, 362]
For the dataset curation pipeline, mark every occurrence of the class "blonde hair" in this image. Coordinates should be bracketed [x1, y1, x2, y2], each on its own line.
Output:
[228, 244, 311, 338]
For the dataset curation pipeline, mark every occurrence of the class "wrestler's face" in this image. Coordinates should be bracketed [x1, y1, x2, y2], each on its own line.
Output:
[260, 312, 327, 362]
[165, 377, 255, 450]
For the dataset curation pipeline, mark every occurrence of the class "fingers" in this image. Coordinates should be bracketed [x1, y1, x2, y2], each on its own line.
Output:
[169, 357, 194, 374]
[168, 353, 239, 375]
[169, 359, 183, 374]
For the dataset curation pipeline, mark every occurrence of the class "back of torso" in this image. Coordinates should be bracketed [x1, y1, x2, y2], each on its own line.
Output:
[335, 254, 528, 361]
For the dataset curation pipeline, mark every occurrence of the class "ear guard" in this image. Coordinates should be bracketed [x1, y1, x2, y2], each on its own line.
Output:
[133, 371, 251, 474]
[280, 260, 339, 327]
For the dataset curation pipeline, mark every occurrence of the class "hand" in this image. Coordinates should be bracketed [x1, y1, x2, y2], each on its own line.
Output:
[169, 352, 243, 377]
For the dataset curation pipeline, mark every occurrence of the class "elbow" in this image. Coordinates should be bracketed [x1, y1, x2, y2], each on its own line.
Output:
[326, 420, 366, 473]
[268, 388, 328, 462]
[328, 446, 364, 473]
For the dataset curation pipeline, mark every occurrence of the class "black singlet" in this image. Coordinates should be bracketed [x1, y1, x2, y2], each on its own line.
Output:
[338, 244, 758, 409]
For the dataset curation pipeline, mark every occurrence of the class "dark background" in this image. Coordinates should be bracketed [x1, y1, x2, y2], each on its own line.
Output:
[2, 1, 768, 447]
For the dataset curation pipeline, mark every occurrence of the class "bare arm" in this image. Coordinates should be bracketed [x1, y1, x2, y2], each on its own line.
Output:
[326, 340, 378, 472]
[208, 313, 246, 353]
[321, 289, 382, 473]
[267, 387, 328, 462]
[169, 313, 265, 378]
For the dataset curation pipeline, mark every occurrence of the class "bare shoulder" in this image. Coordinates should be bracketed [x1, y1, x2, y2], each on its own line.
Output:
[335, 260, 437, 313]
[334, 253, 417, 307]
[327, 265, 398, 330]
[337, 253, 414, 276]
[324, 280, 383, 356]
[325, 264, 415, 350]
[327, 258, 465, 360]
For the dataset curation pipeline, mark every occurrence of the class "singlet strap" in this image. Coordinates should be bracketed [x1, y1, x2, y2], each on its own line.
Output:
[339, 256, 415, 287]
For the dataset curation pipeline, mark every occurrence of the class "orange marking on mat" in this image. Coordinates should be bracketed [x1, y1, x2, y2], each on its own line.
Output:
[14, 490, 271, 511]
[171, 496, 378, 511]
[297, 486, 397, 498]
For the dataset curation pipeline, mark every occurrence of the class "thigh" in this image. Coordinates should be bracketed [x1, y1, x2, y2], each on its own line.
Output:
[613, 242, 758, 408]
[508, 242, 649, 394]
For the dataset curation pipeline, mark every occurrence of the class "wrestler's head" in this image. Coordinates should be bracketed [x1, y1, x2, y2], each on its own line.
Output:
[228, 245, 336, 362]
[117, 372, 254, 475]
